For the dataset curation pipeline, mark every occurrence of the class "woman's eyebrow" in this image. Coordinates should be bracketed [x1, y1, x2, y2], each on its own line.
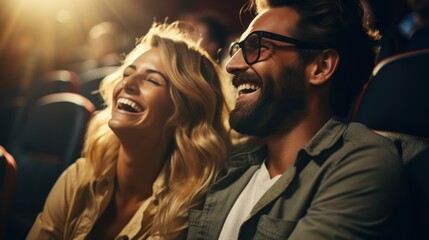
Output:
[125, 65, 137, 71]
[124, 65, 169, 83]
[146, 69, 169, 82]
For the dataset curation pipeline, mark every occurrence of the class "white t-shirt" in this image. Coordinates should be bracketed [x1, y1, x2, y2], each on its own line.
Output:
[219, 161, 282, 240]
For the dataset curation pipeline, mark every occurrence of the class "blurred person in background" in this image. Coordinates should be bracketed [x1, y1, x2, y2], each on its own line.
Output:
[179, 12, 230, 62]
[26, 21, 233, 240]
[196, 14, 230, 63]
[399, 0, 429, 38]
[67, 21, 132, 74]
[398, 0, 429, 50]
[376, 0, 429, 58]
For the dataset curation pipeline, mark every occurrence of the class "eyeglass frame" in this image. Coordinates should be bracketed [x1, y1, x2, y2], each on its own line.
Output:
[229, 30, 325, 65]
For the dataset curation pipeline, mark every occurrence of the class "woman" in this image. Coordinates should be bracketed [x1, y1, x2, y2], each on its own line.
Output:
[27, 21, 231, 239]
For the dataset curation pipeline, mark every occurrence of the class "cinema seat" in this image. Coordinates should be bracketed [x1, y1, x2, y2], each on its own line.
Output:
[352, 49, 429, 239]
[7, 92, 95, 237]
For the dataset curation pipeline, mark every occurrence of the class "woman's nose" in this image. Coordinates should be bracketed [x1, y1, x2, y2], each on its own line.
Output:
[122, 77, 140, 95]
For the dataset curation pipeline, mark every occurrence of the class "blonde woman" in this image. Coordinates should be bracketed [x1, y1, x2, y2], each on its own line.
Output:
[27, 21, 231, 239]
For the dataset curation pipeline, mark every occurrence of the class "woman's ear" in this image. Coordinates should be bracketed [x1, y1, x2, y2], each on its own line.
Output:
[306, 49, 340, 86]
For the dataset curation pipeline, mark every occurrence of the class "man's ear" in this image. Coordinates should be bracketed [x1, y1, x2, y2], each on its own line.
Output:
[306, 49, 340, 86]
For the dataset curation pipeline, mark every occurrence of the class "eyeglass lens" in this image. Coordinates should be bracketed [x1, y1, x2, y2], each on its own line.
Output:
[229, 32, 261, 64]
[244, 33, 260, 64]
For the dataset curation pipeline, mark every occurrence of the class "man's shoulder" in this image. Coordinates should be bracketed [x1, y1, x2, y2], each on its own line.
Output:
[310, 118, 402, 172]
[344, 122, 399, 154]
[328, 121, 403, 176]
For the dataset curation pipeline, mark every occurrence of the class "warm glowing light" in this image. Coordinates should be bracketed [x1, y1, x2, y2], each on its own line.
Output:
[1, 0, 154, 76]
[56, 9, 71, 23]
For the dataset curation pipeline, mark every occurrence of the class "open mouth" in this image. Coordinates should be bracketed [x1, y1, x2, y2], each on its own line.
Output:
[116, 97, 143, 113]
[236, 83, 260, 96]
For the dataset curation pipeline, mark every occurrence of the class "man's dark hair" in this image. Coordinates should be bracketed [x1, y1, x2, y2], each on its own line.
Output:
[252, 0, 381, 117]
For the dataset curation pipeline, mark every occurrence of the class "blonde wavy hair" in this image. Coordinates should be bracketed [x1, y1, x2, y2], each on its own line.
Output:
[82, 21, 231, 238]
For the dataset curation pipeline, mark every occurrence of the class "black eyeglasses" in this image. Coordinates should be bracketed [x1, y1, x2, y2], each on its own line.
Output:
[229, 30, 325, 65]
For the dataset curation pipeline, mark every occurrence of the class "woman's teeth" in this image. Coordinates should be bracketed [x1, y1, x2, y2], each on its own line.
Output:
[117, 98, 143, 113]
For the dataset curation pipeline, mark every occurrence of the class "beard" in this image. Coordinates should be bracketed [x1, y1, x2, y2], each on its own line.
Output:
[229, 65, 307, 138]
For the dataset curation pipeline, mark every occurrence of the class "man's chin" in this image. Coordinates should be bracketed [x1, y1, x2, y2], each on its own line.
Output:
[229, 114, 275, 138]
[230, 122, 275, 138]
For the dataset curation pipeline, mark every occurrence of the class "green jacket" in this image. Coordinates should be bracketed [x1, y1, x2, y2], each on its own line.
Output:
[187, 117, 407, 240]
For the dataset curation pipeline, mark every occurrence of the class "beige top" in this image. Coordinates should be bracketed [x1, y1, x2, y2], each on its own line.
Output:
[27, 158, 165, 240]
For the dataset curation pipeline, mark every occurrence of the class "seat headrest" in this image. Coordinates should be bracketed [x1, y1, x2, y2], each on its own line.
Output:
[353, 49, 429, 138]
[18, 93, 95, 156]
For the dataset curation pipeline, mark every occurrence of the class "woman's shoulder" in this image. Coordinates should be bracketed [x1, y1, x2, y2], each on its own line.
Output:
[55, 158, 93, 191]
[63, 158, 91, 178]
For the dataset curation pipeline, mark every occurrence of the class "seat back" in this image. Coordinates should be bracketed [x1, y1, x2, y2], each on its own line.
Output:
[8, 92, 95, 236]
[10, 70, 82, 146]
[352, 49, 429, 238]
[0, 145, 17, 239]
[24, 70, 80, 107]
[404, 147, 429, 239]
[374, 130, 429, 235]
[0, 86, 25, 149]
[352, 49, 429, 138]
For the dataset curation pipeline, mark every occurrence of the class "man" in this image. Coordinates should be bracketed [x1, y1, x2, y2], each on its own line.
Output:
[186, 0, 407, 239]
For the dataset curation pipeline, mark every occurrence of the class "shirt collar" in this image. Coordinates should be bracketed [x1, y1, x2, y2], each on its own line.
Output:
[93, 161, 167, 194]
[228, 116, 347, 165]
[92, 161, 168, 240]
[227, 144, 267, 168]
[301, 116, 347, 157]
[125, 164, 167, 239]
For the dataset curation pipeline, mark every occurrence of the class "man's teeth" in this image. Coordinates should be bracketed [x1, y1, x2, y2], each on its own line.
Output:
[237, 83, 260, 95]
[117, 98, 143, 113]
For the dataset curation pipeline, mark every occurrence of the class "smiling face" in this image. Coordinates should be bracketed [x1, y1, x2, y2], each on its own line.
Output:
[108, 47, 174, 139]
[226, 7, 308, 138]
